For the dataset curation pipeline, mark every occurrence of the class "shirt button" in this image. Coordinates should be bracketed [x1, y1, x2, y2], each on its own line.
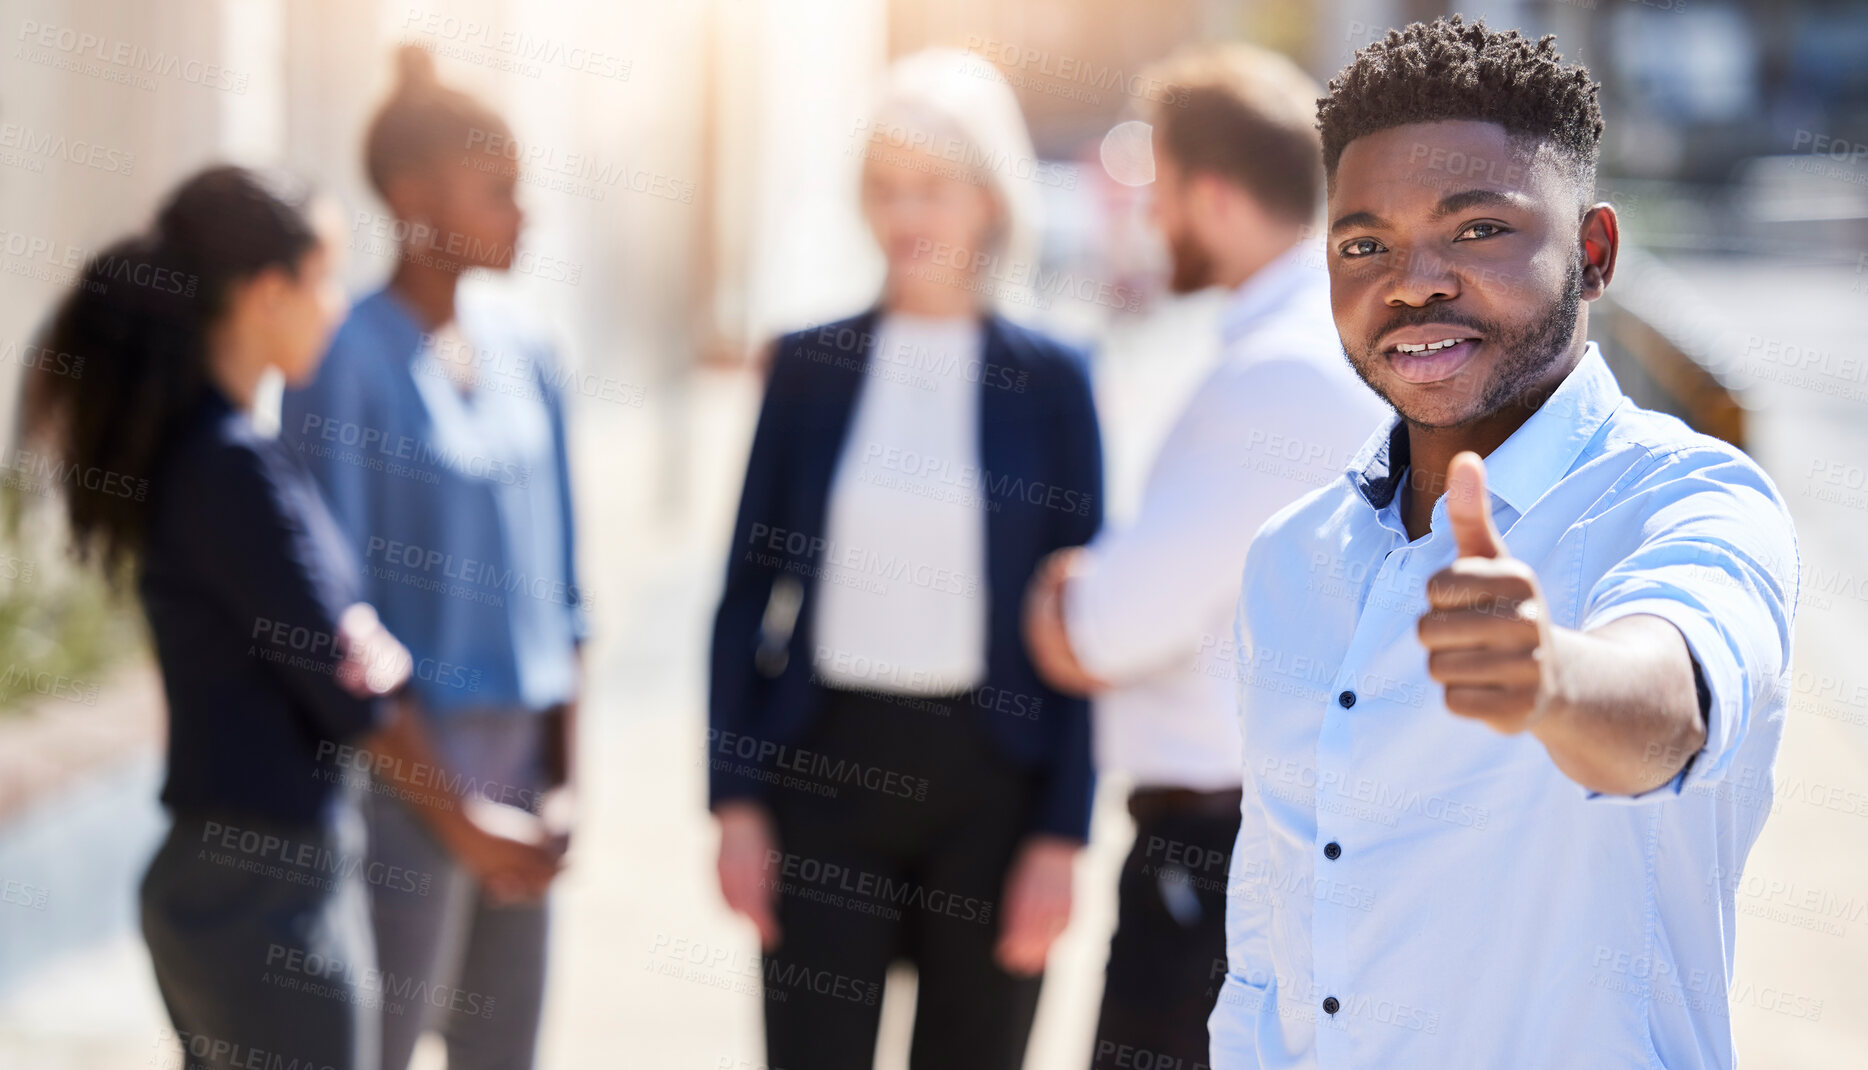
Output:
[1324, 841, 1341, 860]
[1338, 690, 1357, 708]
[1323, 996, 1340, 1015]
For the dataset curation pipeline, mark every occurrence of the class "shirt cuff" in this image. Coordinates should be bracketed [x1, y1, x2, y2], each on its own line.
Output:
[1059, 548, 1117, 681]
[1575, 599, 1737, 803]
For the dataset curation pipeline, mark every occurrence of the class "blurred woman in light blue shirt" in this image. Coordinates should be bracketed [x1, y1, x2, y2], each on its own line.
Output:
[281, 46, 583, 1070]
[289, 286, 587, 710]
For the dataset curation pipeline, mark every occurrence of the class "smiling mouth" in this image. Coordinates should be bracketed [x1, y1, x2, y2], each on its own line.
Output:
[1391, 336, 1472, 355]
[1383, 336, 1482, 384]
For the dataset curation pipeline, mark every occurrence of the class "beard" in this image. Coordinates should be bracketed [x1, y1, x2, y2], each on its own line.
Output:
[1165, 225, 1215, 294]
[1342, 257, 1584, 430]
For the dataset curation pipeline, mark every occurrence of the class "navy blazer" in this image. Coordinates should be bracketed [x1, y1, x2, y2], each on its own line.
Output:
[141, 387, 387, 822]
[708, 309, 1105, 840]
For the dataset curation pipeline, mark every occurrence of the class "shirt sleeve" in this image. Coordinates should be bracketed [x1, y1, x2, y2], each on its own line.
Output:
[1577, 446, 1799, 800]
[280, 340, 380, 606]
[1210, 559, 1278, 1067]
[537, 341, 590, 646]
[1065, 358, 1378, 683]
[175, 439, 387, 743]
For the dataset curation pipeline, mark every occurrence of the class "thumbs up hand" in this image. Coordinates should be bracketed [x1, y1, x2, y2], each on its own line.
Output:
[1418, 452, 1556, 734]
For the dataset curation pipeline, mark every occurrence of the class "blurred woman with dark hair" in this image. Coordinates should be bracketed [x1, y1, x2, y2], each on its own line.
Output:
[279, 46, 586, 1070]
[25, 165, 557, 1070]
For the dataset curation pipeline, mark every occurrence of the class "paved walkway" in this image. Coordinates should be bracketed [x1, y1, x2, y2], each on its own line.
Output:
[1671, 255, 1868, 1067]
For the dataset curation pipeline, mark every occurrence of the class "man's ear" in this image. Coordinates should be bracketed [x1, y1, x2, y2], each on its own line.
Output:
[1187, 170, 1234, 227]
[1579, 202, 1619, 301]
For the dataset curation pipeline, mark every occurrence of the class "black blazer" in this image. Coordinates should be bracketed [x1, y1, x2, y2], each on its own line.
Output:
[708, 309, 1104, 839]
[140, 387, 386, 822]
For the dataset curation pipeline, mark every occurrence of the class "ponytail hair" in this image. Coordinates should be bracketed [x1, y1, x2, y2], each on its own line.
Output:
[25, 164, 318, 576]
[364, 45, 511, 199]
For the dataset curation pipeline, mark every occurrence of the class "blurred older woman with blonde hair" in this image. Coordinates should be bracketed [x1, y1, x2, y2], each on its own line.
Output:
[708, 48, 1103, 1069]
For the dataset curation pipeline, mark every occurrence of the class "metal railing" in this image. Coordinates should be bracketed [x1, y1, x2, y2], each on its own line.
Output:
[1593, 243, 1751, 449]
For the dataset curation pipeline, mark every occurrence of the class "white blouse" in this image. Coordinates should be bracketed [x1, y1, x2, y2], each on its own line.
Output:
[811, 312, 989, 695]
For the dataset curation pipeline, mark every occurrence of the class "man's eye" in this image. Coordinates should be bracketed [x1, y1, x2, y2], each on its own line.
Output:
[1339, 238, 1385, 258]
[1455, 222, 1507, 241]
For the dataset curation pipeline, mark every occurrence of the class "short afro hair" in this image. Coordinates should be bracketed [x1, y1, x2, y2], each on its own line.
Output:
[1318, 15, 1603, 185]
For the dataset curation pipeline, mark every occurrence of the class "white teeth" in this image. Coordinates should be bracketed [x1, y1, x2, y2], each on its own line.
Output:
[1394, 338, 1469, 354]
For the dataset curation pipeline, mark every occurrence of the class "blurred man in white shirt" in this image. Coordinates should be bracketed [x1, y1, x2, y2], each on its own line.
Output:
[1022, 44, 1389, 1070]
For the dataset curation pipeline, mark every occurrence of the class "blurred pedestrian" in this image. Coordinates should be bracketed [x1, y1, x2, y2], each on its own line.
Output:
[1021, 44, 1389, 1069]
[709, 48, 1103, 1070]
[279, 47, 586, 1070]
[25, 164, 556, 1070]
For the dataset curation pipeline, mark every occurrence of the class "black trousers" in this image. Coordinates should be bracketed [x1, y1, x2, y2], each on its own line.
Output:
[1090, 796, 1241, 1070]
[141, 805, 378, 1070]
[762, 686, 1044, 1070]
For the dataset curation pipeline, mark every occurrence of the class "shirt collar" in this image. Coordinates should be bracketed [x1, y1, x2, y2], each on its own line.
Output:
[1348, 342, 1626, 516]
[1219, 241, 1324, 346]
[1483, 342, 1625, 515]
[366, 287, 437, 365]
[1348, 412, 1409, 513]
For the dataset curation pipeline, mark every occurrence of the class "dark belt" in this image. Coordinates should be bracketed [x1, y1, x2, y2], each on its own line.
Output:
[1127, 786, 1244, 824]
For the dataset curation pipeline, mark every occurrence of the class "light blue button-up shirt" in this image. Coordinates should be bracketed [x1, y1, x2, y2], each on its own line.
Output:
[1210, 343, 1799, 1069]
[281, 288, 587, 717]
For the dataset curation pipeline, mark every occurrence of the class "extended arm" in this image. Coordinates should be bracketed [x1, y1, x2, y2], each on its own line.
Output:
[1421, 449, 1791, 798]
